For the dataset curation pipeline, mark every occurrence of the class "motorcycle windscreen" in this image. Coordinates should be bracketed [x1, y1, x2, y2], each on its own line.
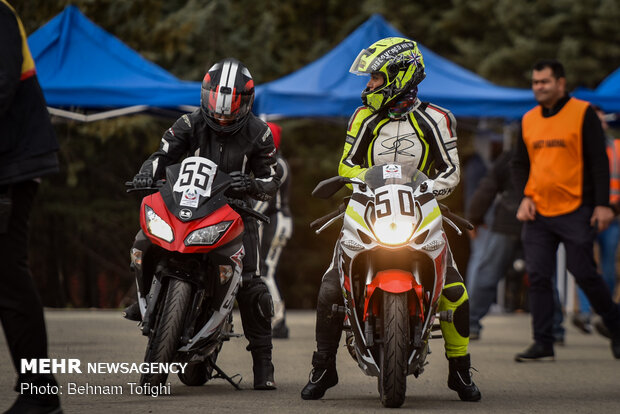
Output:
[161, 157, 231, 222]
[363, 163, 428, 191]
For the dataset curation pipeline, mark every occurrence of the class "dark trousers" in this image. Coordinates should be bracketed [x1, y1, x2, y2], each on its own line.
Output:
[237, 217, 272, 354]
[0, 181, 57, 391]
[315, 269, 344, 356]
[522, 206, 620, 346]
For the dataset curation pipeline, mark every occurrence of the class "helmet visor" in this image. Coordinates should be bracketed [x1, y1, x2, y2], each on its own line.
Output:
[349, 48, 377, 76]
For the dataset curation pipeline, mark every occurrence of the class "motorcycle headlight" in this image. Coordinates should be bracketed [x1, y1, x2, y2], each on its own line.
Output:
[185, 222, 232, 246]
[373, 219, 415, 246]
[145, 205, 174, 242]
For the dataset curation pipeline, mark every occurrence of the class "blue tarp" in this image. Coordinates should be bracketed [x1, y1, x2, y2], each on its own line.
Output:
[29, 9, 537, 119]
[254, 14, 536, 119]
[28, 6, 201, 109]
[574, 67, 620, 112]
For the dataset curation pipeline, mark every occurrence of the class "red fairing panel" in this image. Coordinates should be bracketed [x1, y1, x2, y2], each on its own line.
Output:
[140, 192, 244, 254]
[363, 269, 419, 320]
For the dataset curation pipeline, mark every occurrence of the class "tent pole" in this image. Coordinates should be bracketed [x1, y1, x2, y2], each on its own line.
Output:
[48, 105, 149, 122]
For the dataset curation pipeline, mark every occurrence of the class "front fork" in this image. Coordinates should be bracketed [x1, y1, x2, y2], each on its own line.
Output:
[130, 230, 153, 316]
[358, 260, 452, 352]
[140, 274, 163, 336]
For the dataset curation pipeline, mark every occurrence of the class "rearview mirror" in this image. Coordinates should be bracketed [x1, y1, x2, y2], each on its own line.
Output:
[312, 176, 351, 199]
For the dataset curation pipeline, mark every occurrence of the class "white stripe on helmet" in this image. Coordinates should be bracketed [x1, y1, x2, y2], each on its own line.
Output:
[216, 60, 239, 115]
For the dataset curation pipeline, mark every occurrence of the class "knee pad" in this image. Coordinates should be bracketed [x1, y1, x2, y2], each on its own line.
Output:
[442, 283, 465, 303]
[318, 269, 342, 303]
[317, 271, 343, 321]
[439, 282, 470, 358]
[257, 290, 274, 320]
[242, 278, 273, 322]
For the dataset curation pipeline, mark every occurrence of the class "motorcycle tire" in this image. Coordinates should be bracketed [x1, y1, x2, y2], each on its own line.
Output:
[140, 278, 192, 387]
[178, 362, 208, 386]
[178, 348, 220, 386]
[379, 291, 409, 408]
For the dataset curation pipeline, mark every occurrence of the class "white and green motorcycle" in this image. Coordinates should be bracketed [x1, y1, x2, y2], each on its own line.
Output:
[311, 163, 472, 408]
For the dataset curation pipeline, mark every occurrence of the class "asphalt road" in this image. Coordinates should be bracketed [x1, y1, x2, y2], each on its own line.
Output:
[1, 309, 619, 413]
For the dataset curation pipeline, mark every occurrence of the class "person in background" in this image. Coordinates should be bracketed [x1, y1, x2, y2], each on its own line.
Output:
[462, 150, 490, 290]
[467, 149, 565, 343]
[572, 106, 620, 334]
[0, 1, 63, 412]
[254, 122, 293, 339]
[466, 150, 523, 339]
[511, 59, 620, 362]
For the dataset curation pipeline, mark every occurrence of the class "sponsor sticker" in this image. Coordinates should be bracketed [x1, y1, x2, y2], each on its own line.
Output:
[383, 164, 402, 179]
[179, 189, 199, 208]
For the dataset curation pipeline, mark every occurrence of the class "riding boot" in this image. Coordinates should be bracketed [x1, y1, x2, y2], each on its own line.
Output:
[447, 354, 481, 402]
[251, 349, 276, 390]
[7, 374, 63, 414]
[301, 352, 338, 400]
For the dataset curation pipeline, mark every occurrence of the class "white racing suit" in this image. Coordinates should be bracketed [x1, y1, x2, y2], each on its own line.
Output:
[254, 154, 292, 334]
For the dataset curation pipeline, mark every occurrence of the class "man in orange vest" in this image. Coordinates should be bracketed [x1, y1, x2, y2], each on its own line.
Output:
[1, 1, 62, 413]
[511, 59, 620, 361]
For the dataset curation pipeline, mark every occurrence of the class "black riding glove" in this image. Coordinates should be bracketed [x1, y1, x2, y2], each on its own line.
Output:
[229, 171, 259, 195]
[132, 172, 153, 188]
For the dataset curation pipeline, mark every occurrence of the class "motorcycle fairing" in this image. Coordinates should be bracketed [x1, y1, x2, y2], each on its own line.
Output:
[140, 192, 243, 254]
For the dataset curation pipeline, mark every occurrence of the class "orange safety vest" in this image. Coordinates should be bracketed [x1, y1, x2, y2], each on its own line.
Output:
[607, 138, 620, 204]
[0, 0, 36, 80]
[522, 98, 590, 217]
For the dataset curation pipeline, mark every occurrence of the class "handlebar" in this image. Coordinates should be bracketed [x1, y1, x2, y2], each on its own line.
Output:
[124, 180, 269, 223]
[124, 180, 166, 193]
[310, 202, 347, 231]
[226, 198, 270, 224]
[439, 203, 474, 231]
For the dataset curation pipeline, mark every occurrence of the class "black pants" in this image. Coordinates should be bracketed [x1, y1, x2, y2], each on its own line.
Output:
[0, 181, 57, 392]
[314, 269, 345, 356]
[522, 206, 620, 345]
[237, 217, 272, 353]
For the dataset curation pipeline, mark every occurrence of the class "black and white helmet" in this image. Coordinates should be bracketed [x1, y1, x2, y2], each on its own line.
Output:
[200, 58, 255, 134]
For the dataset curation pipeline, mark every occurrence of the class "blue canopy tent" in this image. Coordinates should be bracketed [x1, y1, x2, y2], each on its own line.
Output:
[28, 6, 201, 121]
[254, 14, 536, 120]
[574, 67, 620, 113]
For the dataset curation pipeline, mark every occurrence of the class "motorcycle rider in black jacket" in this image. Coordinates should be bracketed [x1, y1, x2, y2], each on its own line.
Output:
[129, 58, 280, 390]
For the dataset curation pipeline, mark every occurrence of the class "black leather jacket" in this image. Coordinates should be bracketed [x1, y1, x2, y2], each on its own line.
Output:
[0, 2, 58, 186]
[138, 109, 280, 201]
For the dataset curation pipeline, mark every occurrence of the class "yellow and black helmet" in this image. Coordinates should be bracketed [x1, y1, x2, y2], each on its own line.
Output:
[349, 37, 425, 113]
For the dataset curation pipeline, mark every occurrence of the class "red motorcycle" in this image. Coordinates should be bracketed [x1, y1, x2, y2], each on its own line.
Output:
[127, 156, 268, 388]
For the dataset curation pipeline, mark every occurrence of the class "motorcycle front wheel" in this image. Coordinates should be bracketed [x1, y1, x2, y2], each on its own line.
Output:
[178, 346, 221, 386]
[379, 291, 409, 408]
[140, 278, 192, 387]
[178, 362, 209, 386]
